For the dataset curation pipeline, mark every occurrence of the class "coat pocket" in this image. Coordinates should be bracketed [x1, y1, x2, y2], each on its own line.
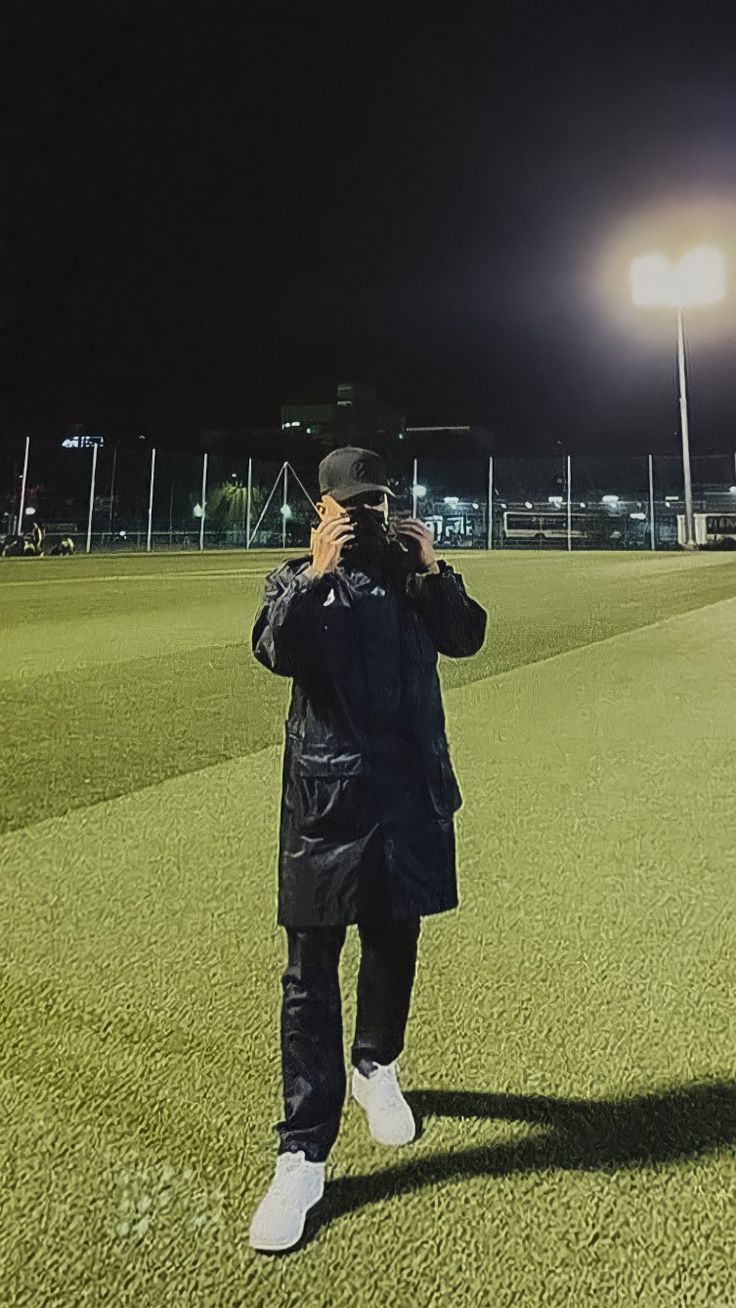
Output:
[290, 747, 375, 838]
[425, 744, 463, 819]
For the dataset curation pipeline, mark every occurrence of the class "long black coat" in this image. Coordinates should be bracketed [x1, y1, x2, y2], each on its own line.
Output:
[251, 547, 487, 927]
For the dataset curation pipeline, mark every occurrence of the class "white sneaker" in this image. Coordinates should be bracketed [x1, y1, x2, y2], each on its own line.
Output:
[351, 1060, 416, 1146]
[248, 1150, 326, 1252]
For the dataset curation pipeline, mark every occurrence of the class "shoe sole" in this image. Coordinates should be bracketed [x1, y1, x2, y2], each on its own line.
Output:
[249, 1187, 324, 1253]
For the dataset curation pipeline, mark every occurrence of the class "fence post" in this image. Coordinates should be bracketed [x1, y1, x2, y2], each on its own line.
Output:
[246, 457, 252, 550]
[648, 453, 656, 550]
[86, 441, 99, 553]
[17, 436, 30, 536]
[487, 456, 493, 550]
[146, 447, 156, 552]
[567, 454, 572, 552]
[199, 452, 208, 552]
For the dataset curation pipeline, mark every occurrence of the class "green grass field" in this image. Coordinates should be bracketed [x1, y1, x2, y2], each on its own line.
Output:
[2, 548, 735, 1307]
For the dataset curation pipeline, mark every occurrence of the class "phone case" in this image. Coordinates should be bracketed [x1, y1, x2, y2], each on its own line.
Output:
[309, 493, 345, 556]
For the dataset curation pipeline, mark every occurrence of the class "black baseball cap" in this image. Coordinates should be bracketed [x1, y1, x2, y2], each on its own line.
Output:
[318, 446, 397, 503]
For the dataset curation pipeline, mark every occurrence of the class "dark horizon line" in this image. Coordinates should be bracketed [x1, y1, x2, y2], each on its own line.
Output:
[2, 430, 734, 463]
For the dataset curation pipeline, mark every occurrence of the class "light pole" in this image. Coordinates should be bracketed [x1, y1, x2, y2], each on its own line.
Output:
[555, 439, 566, 500]
[630, 245, 726, 551]
[108, 438, 122, 542]
[675, 306, 695, 550]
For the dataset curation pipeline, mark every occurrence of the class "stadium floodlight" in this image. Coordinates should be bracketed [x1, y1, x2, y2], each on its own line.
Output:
[630, 244, 727, 549]
[629, 246, 725, 307]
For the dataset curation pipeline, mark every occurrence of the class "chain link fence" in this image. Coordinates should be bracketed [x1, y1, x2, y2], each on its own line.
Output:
[2, 437, 736, 555]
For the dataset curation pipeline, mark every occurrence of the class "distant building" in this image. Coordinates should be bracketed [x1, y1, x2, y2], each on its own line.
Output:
[280, 383, 406, 453]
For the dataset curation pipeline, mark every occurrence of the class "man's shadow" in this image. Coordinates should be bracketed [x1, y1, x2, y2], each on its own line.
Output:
[282, 1078, 736, 1252]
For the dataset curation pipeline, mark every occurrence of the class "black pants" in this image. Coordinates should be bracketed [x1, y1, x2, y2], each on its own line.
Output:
[275, 915, 421, 1163]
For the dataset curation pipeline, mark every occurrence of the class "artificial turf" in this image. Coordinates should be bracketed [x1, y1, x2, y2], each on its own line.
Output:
[1, 548, 734, 1306]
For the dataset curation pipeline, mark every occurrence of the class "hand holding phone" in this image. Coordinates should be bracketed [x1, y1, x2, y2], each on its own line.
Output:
[390, 517, 438, 570]
[309, 497, 355, 576]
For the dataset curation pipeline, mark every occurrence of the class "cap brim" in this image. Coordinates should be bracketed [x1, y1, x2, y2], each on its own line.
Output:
[330, 483, 397, 500]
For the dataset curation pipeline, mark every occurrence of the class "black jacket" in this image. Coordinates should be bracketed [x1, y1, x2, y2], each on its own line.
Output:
[252, 548, 487, 926]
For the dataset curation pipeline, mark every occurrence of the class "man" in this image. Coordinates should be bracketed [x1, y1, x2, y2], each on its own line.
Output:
[249, 446, 487, 1252]
[31, 520, 45, 556]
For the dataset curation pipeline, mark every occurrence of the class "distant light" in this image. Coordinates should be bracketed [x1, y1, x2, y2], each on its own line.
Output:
[524, 501, 533, 509]
[630, 246, 726, 307]
[601, 495, 619, 504]
[398, 433, 404, 440]
[24, 506, 36, 516]
[580, 503, 586, 508]
[444, 496, 459, 506]
[630, 512, 647, 520]
[61, 434, 104, 449]
[730, 486, 736, 494]
[665, 496, 679, 502]
[280, 504, 292, 519]
[414, 484, 427, 497]
[548, 495, 563, 505]
[193, 504, 203, 518]
[472, 502, 479, 509]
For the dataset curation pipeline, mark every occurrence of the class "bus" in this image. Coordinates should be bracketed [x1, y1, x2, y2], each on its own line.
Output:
[502, 510, 590, 542]
[677, 512, 736, 549]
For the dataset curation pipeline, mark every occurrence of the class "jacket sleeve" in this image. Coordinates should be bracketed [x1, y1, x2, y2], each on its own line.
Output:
[406, 560, 487, 658]
[251, 562, 330, 678]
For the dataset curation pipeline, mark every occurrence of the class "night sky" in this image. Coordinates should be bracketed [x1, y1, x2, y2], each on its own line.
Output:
[6, 1, 736, 453]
